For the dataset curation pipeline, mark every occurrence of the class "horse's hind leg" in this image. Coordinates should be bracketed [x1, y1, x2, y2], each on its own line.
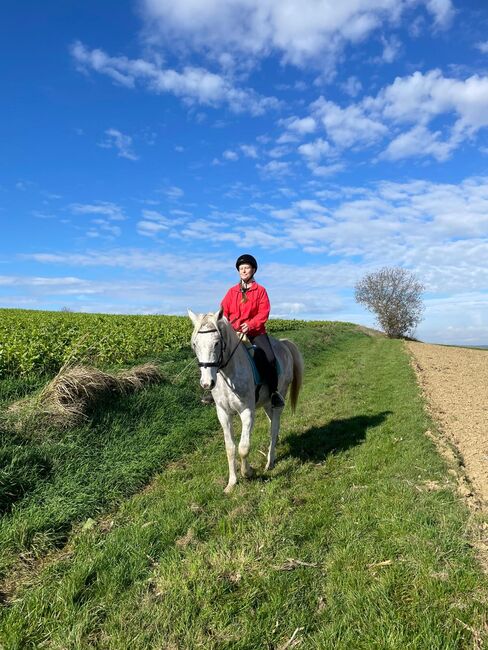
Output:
[238, 407, 255, 479]
[264, 404, 281, 471]
[216, 405, 238, 493]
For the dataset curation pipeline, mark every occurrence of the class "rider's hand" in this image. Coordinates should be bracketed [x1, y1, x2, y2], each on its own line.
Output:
[240, 322, 249, 334]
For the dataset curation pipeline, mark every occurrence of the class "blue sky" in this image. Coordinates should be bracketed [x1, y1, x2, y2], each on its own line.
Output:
[1, 0, 488, 344]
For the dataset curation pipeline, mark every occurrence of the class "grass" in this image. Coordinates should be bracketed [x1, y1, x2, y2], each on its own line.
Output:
[0, 348, 218, 582]
[0, 324, 487, 648]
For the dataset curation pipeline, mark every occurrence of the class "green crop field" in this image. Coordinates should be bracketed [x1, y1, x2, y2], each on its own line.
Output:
[0, 311, 487, 649]
[0, 308, 321, 378]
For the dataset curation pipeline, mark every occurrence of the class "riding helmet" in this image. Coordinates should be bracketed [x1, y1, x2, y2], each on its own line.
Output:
[235, 254, 258, 271]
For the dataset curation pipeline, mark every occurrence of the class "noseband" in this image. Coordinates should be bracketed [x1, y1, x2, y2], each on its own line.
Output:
[195, 326, 243, 371]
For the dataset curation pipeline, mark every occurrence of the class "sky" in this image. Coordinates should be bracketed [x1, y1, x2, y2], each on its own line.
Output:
[1, 0, 488, 345]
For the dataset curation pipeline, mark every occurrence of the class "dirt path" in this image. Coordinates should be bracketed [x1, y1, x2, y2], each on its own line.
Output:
[407, 341, 488, 504]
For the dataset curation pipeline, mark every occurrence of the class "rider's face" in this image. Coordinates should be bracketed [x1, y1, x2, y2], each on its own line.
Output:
[239, 264, 254, 283]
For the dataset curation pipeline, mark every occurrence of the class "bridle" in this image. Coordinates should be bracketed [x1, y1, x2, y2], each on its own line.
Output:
[195, 325, 244, 372]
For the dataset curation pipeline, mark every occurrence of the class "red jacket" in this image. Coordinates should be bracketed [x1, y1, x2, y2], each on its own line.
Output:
[221, 281, 270, 337]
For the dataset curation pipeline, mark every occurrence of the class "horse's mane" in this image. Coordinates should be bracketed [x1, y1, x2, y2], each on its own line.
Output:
[217, 314, 239, 348]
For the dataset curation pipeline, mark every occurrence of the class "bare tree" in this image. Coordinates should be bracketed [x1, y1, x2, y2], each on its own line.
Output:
[355, 267, 424, 338]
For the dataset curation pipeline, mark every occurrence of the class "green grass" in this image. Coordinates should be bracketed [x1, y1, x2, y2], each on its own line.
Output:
[0, 324, 487, 649]
[0, 348, 219, 581]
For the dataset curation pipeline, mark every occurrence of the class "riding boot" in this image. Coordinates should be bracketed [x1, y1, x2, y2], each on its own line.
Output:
[269, 361, 285, 408]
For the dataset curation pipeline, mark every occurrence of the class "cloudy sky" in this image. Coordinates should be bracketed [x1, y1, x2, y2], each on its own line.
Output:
[1, 0, 488, 344]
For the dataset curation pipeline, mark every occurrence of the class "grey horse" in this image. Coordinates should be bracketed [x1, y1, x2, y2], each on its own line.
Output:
[189, 308, 304, 493]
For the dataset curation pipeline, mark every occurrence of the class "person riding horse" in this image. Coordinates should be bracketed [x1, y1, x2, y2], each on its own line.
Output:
[202, 254, 285, 408]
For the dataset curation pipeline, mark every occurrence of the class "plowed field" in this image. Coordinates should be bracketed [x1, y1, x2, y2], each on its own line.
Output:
[408, 341, 488, 503]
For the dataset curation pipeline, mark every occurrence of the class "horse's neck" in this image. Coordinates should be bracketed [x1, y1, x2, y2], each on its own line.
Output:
[221, 324, 249, 373]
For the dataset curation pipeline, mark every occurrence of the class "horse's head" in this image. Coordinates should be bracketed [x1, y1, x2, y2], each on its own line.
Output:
[188, 308, 228, 390]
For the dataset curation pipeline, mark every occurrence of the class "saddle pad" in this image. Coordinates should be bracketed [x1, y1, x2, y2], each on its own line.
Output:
[244, 346, 281, 387]
[245, 346, 262, 385]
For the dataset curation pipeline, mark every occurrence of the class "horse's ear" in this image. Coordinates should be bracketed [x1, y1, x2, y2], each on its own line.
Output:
[216, 306, 224, 321]
[187, 308, 199, 326]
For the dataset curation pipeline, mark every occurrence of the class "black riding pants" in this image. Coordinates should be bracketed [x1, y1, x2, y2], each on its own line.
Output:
[249, 334, 279, 394]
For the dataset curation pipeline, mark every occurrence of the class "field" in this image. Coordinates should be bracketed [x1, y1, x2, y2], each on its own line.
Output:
[408, 341, 488, 523]
[0, 310, 487, 648]
[0, 308, 318, 377]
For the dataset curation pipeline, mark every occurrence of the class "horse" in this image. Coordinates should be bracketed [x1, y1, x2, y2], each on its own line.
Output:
[188, 308, 304, 493]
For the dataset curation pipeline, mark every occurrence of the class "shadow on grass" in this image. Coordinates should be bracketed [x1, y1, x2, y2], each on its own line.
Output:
[286, 411, 392, 462]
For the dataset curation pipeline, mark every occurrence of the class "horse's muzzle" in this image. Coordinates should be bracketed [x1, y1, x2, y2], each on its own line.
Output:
[200, 378, 216, 390]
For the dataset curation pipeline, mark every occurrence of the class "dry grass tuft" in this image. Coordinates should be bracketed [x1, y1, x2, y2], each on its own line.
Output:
[7, 363, 164, 430]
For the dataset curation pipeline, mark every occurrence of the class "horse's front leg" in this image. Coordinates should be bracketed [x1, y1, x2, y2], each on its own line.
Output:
[239, 407, 255, 479]
[216, 405, 237, 493]
[264, 405, 281, 471]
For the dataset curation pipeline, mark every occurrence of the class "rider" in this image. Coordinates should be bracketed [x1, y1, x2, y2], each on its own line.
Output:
[220, 254, 285, 408]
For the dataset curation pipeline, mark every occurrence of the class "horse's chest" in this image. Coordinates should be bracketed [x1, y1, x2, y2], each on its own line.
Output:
[216, 371, 252, 408]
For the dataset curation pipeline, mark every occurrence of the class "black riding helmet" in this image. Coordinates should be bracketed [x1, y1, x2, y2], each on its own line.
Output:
[235, 254, 258, 271]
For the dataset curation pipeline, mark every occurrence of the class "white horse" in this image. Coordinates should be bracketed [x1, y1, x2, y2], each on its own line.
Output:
[188, 308, 304, 493]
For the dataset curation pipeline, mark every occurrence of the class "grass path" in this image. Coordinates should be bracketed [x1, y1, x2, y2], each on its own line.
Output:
[1, 327, 487, 648]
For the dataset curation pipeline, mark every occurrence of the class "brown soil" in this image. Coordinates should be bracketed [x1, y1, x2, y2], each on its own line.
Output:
[407, 341, 488, 504]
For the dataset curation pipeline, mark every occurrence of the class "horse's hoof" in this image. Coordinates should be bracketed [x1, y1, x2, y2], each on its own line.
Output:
[264, 460, 275, 472]
[224, 483, 236, 494]
[242, 466, 255, 479]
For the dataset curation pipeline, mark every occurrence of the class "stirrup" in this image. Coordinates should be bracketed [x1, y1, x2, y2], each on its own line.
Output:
[271, 391, 285, 408]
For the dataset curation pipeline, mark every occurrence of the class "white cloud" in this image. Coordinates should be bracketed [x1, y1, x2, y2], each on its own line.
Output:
[68, 202, 125, 239]
[51, 178, 488, 272]
[341, 76, 362, 97]
[373, 69, 488, 133]
[240, 144, 258, 158]
[137, 220, 168, 237]
[381, 124, 458, 161]
[136, 209, 174, 238]
[15, 180, 33, 191]
[164, 185, 184, 200]
[378, 34, 402, 63]
[24, 250, 229, 276]
[267, 146, 290, 159]
[367, 69, 488, 157]
[71, 41, 279, 115]
[311, 96, 388, 147]
[297, 138, 331, 161]
[476, 41, 488, 54]
[69, 201, 125, 220]
[99, 128, 139, 160]
[16, 171, 488, 344]
[424, 0, 454, 28]
[286, 116, 317, 135]
[257, 160, 293, 177]
[140, 0, 453, 67]
[287, 69, 488, 163]
[88, 219, 122, 238]
[0, 275, 86, 288]
[223, 149, 239, 161]
[293, 199, 327, 213]
[0, 274, 224, 314]
[310, 162, 345, 176]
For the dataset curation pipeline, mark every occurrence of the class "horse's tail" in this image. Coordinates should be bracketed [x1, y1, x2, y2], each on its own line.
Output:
[280, 339, 304, 413]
